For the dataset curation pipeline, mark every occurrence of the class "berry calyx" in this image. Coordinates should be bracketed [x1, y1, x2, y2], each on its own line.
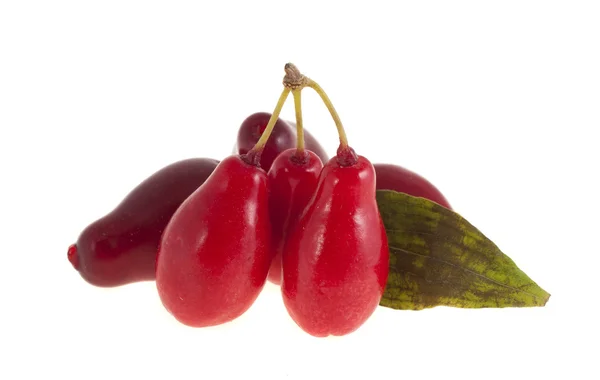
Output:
[336, 145, 359, 167]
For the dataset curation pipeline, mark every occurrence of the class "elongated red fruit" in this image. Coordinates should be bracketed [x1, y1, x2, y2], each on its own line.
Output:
[374, 163, 452, 209]
[235, 112, 328, 170]
[67, 158, 219, 287]
[267, 148, 323, 285]
[156, 155, 272, 327]
[282, 146, 389, 337]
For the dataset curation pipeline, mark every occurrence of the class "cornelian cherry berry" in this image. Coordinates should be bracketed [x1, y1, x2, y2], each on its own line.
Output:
[267, 151, 323, 285]
[282, 146, 389, 337]
[155, 154, 272, 327]
[266, 82, 325, 286]
[68, 158, 219, 287]
[280, 64, 389, 337]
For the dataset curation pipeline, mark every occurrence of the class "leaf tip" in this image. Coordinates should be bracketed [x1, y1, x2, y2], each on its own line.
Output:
[541, 291, 551, 306]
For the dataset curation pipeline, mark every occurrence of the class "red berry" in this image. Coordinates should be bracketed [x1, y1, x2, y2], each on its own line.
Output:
[374, 163, 452, 209]
[267, 148, 323, 285]
[281, 146, 389, 337]
[156, 155, 272, 327]
[235, 112, 328, 171]
[68, 158, 219, 287]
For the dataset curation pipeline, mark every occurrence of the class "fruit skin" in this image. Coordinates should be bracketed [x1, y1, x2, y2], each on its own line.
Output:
[235, 112, 328, 170]
[68, 158, 219, 287]
[374, 163, 452, 209]
[156, 155, 272, 327]
[267, 148, 323, 285]
[281, 150, 389, 337]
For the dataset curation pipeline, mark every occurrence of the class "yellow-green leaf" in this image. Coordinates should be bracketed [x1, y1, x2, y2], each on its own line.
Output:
[376, 190, 550, 310]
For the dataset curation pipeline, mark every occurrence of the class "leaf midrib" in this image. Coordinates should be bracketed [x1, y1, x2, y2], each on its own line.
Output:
[388, 244, 548, 302]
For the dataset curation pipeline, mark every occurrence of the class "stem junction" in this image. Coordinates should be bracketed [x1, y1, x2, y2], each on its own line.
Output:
[245, 63, 355, 167]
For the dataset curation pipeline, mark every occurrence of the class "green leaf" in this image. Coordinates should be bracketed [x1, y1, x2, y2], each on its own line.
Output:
[376, 190, 550, 310]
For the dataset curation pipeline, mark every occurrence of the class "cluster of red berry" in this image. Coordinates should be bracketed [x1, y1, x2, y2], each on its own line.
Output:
[68, 64, 451, 337]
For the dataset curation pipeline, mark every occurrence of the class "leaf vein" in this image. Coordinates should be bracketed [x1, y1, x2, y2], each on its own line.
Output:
[388, 245, 545, 301]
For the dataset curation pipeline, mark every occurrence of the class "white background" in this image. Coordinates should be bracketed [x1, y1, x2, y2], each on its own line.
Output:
[1, 1, 598, 379]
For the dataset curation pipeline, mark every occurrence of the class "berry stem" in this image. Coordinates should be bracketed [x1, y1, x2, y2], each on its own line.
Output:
[243, 87, 291, 166]
[306, 79, 349, 148]
[292, 89, 305, 154]
[252, 87, 291, 151]
[283, 63, 349, 149]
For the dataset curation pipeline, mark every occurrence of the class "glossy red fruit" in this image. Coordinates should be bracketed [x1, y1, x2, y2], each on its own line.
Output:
[235, 112, 328, 170]
[281, 146, 389, 337]
[267, 148, 323, 285]
[68, 158, 219, 287]
[156, 155, 272, 327]
[374, 163, 452, 209]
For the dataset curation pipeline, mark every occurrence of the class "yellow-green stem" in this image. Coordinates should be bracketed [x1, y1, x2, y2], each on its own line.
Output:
[292, 89, 305, 153]
[252, 87, 291, 151]
[306, 79, 349, 148]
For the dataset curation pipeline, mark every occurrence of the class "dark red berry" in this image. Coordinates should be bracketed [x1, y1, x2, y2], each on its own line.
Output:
[68, 158, 219, 287]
